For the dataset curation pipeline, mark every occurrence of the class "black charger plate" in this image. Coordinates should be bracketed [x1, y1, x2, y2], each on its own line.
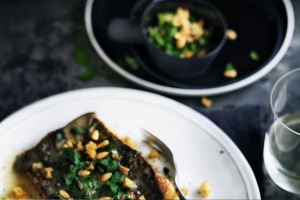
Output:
[85, 0, 294, 96]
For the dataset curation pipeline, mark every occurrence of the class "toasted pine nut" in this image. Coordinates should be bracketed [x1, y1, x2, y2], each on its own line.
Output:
[181, 188, 189, 196]
[77, 141, 84, 151]
[99, 197, 112, 200]
[199, 181, 212, 198]
[85, 141, 97, 151]
[198, 19, 204, 27]
[112, 152, 120, 160]
[96, 151, 109, 160]
[224, 69, 237, 78]
[119, 165, 130, 174]
[86, 149, 97, 160]
[100, 172, 112, 183]
[176, 37, 187, 49]
[138, 195, 145, 200]
[66, 139, 73, 148]
[86, 163, 94, 171]
[123, 177, 136, 189]
[201, 97, 212, 108]
[183, 51, 194, 58]
[198, 49, 206, 57]
[226, 29, 237, 40]
[91, 130, 100, 141]
[97, 140, 109, 148]
[123, 136, 137, 149]
[111, 150, 120, 160]
[32, 162, 43, 171]
[148, 149, 159, 159]
[43, 167, 54, 179]
[78, 170, 91, 177]
[59, 189, 70, 199]
[12, 186, 27, 198]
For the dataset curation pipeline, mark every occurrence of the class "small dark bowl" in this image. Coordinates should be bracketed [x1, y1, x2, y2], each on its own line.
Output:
[142, 0, 227, 80]
[108, 0, 227, 80]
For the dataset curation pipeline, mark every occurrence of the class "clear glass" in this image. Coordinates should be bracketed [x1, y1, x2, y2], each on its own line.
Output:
[264, 68, 300, 195]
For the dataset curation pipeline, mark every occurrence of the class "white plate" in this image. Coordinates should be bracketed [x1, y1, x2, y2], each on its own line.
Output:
[0, 88, 260, 199]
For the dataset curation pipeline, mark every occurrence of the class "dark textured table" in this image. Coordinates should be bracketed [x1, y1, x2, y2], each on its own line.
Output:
[1, 0, 300, 199]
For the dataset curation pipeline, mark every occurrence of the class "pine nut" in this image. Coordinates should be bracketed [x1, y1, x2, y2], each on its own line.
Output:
[86, 163, 94, 171]
[201, 97, 212, 108]
[86, 150, 96, 160]
[181, 188, 189, 196]
[43, 167, 53, 179]
[77, 141, 84, 151]
[100, 173, 112, 183]
[91, 130, 100, 141]
[32, 162, 43, 171]
[138, 195, 145, 200]
[119, 165, 130, 174]
[59, 189, 70, 199]
[226, 29, 237, 40]
[12, 186, 27, 198]
[224, 69, 237, 78]
[148, 149, 159, 159]
[96, 152, 109, 160]
[97, 140, 109, 148]
[199, 181, 212, 198]
[85, 141, 97, 151]
[123, 177, 136, 189]
[78, 170, 90, 177]
[99, 197, 112, 200]
[66, 139, 73, 148]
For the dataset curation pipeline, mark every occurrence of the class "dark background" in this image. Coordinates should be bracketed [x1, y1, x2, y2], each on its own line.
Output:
[0, 0, 300, 199]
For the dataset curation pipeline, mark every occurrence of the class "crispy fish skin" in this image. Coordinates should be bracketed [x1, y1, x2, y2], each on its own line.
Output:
[13, 113, 176, 199]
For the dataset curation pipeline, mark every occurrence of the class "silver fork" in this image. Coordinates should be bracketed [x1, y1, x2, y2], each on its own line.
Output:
[141, 129, 186, 200]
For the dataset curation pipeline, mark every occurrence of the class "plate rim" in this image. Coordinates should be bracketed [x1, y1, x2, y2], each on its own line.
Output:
[84, 0, 295, 97]
[0, 87, 261, 199]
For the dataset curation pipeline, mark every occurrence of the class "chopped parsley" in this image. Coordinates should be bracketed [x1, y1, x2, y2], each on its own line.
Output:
[124, 55, 139, 70]
[225, 62, 235, 71]
[72, 48, 91, 67]
[249, 50, 260, 61]
[76, 70, 97, 82]
[147, 8, 214, 58]
[72, 48, 98, 82]
[46, 130, 135, 200]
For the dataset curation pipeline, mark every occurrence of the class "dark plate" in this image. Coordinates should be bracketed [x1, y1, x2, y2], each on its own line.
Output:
[85, 0, 294, 96]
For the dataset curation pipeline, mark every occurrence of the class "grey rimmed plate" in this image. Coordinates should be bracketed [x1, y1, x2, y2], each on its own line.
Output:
[85, 0, 294, 97]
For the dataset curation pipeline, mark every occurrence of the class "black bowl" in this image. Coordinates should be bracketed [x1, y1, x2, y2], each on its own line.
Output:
[141, 0, 227, 80]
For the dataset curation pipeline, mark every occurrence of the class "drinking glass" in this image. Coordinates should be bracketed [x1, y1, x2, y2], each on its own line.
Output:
[263, 68, 300, 195]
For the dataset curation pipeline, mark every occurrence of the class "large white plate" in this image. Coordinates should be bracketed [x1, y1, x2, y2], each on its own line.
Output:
[0, 88, 260, 199]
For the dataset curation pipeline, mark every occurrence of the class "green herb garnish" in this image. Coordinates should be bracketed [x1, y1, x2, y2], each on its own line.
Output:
[124, 55, 139, 70]
[147, 8, 213, 58]
[62, 148, 80, 164]
[224, 62, 237, 78]
[76, 70, 97, 82]
[225, 62, 235, 70]
[70, 126, 87, 135]
[72, 48, 91, 67]
[47, 125, 137, 200]
[72, 48, 98, 82]
[250, 50, 260, 61]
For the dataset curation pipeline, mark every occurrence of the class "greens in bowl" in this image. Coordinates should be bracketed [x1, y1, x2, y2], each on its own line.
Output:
[147, 7, 214, 59]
